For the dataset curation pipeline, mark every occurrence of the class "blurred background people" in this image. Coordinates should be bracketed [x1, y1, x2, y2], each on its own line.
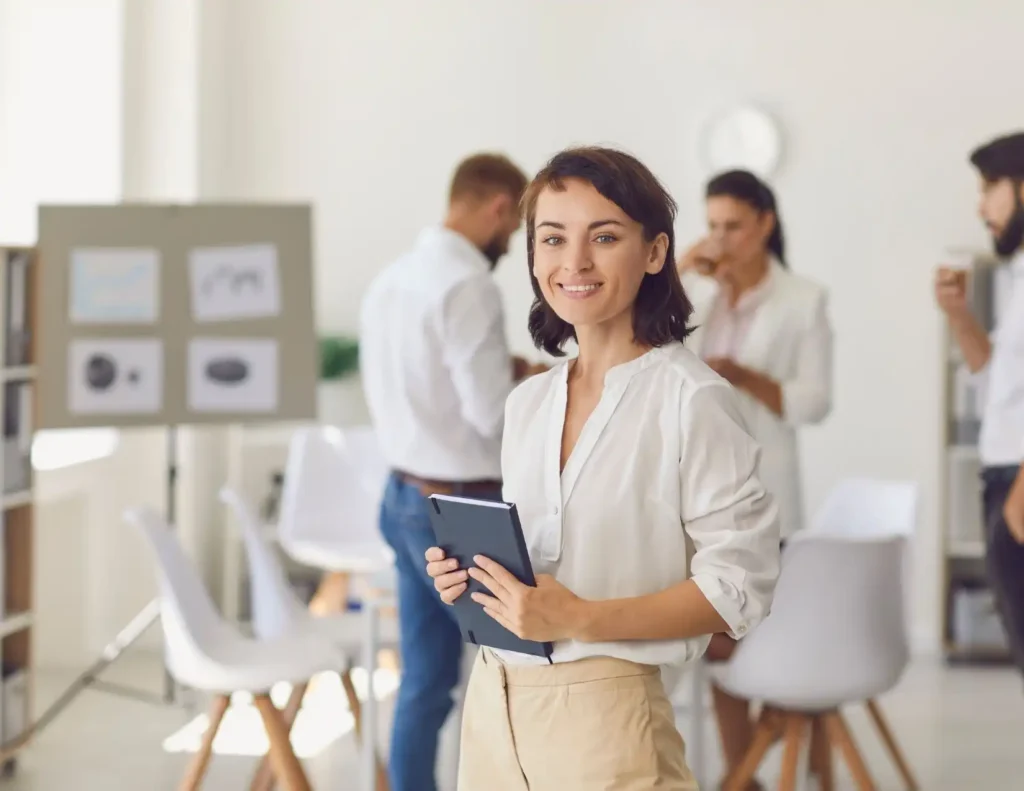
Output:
[677, 169, 834, 786]
[935, 132, 1024, 680]
[359, 153, 542, 791]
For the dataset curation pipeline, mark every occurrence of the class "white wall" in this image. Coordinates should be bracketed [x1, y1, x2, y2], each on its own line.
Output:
[0, 0, 122, 242]
[200, 0, 1024, 652]
[0, 0, 128, 667]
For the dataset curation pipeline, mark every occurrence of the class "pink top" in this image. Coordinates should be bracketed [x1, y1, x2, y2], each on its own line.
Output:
[700, 267, 775, 360]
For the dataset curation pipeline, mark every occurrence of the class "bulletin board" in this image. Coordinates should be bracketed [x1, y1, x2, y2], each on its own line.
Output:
[35, 204, 317, 429]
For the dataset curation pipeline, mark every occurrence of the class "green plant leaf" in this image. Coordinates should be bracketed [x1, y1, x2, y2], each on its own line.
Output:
[319, 335, 359, 380]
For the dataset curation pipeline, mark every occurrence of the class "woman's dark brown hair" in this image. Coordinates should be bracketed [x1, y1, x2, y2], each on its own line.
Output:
[706, 169, 787, 267]
[522, 146, 695, 357]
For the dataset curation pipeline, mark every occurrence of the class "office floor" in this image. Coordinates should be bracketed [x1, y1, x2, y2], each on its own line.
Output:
[3, 654, 1022, 790]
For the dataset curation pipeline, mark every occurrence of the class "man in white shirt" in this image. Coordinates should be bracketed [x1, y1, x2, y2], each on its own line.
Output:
[360, 153, 535, 791]
[936, 132, 1024, 677]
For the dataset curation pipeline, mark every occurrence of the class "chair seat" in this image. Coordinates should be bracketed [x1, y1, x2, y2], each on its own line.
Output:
[717, 677, 888, 712]
[282, 537, 394, 574]
[717, 655, 905, 712]
[168, 628, 348, 694]
[289, 609, 401, 654]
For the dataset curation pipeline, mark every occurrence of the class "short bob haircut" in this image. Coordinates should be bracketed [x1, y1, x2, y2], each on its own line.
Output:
[521, 146, 695, 357]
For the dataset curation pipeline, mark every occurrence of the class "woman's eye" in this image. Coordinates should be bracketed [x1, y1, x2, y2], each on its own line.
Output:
[594, 234, 617, 244]
[541, 236, 563, 246]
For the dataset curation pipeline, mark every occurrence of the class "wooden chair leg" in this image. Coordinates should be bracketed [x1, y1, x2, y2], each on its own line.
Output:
[309, 572, 349, 616]
[250, 683, 309, 791]
[254, 694, 313, 791]
[723, 709, 782, 791]
[823, 712, 876, 791]
[178, 694, 230, 791]
[778, 714, 807, 791]
[810, 715, 834, 791]
[866, 699, 919, 791]
[341, 668, 363, 738]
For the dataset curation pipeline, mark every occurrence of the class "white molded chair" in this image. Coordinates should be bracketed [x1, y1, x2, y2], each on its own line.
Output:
[277, 426, 393, 576]
[220, 486, 394, 791]
[126, 507, 347, 791]
[272, 426, 397, 791]
[719, 530, 919, 791]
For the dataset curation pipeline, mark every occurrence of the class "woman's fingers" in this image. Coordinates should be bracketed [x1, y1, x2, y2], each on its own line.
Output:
[424, 546, 446, 563]
[467, 564, 510, 600]
[470, 592, 503, 610]
[472, 555, 522, 591]
[433, 568, 468, 593]
[480, 604, 520, 637]
[426, 556, 460, 579]
[440, 582, 467, 605]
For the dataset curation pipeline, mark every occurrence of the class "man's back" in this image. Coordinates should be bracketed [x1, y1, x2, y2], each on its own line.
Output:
[365, 152, 528, 791]
[360, 226, 513, 481]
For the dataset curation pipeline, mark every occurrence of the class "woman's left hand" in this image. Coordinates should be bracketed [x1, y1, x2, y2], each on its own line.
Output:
[469, 555, 589, 643]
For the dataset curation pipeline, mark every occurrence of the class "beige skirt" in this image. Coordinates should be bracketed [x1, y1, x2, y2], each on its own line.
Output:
[458, 649, 697, 790]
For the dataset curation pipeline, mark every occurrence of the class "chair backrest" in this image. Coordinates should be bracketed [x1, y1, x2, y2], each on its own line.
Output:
[810, 477, 917, 539]
[723, 533, 909, 709]
[277, 425, 390, 562]
[340, 425, 390, 504]
[220, 486, 308, 641]
[124, 507, 239, 679]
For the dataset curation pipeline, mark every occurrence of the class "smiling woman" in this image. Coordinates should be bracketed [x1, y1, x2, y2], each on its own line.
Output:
[425, 147, 782, 791]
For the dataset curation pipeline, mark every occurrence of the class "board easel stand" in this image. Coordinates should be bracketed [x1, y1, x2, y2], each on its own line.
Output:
[6, 202, 319, 768]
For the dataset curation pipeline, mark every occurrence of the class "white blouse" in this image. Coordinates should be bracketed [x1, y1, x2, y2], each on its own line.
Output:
[496, 342, 781, 666]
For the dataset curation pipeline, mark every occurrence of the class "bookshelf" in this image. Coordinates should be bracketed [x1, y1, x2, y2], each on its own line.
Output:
[0, 247, 35, 773]
[940, 251, 1014, 665]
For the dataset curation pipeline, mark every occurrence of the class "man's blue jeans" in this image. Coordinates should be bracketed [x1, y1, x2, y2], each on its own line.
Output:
[379, 473, 500, 791]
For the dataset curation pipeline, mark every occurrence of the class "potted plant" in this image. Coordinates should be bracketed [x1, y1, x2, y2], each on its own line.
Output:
[316, 335, 367, 426]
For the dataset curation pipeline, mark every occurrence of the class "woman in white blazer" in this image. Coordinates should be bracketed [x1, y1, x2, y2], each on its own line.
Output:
[677, 169, 833, 788]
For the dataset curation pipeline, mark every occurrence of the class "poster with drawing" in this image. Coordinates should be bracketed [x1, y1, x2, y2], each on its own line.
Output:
[189, 244, 281, 321]
[188, 338, 278, 413]
[70, 248, 160, 324]
[68, 338, 163, 414]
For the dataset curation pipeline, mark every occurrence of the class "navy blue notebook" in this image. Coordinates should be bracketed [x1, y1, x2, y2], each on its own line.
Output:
[427, 494, 553, 659]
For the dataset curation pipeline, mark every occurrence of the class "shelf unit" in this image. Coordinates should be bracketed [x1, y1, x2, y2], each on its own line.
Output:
[0, 246, 36, 769]
[940, 250, 1014, 665]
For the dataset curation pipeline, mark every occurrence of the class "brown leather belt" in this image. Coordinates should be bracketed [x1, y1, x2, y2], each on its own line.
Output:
[394, 470, 502, 497]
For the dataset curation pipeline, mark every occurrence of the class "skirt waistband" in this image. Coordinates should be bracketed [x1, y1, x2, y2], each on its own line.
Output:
[480, 649, 658, 687]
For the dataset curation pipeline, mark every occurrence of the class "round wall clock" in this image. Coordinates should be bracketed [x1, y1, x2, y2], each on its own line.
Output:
[700, 105, 783, 178]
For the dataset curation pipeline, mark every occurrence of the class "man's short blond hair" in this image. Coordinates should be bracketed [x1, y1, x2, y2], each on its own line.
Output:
[449, 153, 528, 205]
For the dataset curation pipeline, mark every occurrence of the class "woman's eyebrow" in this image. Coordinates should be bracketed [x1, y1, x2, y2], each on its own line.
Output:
[535, 219, 624, 230]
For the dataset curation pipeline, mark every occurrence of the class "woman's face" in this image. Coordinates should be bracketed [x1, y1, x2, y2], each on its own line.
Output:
[532, 178, 667, 333]
[705, 195, 774, 281]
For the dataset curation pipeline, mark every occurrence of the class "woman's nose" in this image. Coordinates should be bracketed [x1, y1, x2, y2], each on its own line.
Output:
[562, 242, 593, 272]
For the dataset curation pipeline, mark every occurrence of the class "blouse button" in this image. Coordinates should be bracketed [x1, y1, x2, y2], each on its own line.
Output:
[550, 505, 560, 516]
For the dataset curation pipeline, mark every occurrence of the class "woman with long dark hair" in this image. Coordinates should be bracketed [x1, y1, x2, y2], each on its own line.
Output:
[678, 169, 834, 787]
[425, 148, 781, 790]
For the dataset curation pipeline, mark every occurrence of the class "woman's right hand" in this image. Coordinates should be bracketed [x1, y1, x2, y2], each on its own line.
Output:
[676, 237, 723, 277]
[425, 546, 469, 604]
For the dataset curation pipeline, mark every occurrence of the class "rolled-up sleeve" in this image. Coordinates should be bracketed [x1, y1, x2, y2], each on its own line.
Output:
[681, 382, 781, 639]
[781, 290, 833, 427]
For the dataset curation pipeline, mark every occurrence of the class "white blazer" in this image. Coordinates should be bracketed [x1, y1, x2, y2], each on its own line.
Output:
[684, 262, 833, 537]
